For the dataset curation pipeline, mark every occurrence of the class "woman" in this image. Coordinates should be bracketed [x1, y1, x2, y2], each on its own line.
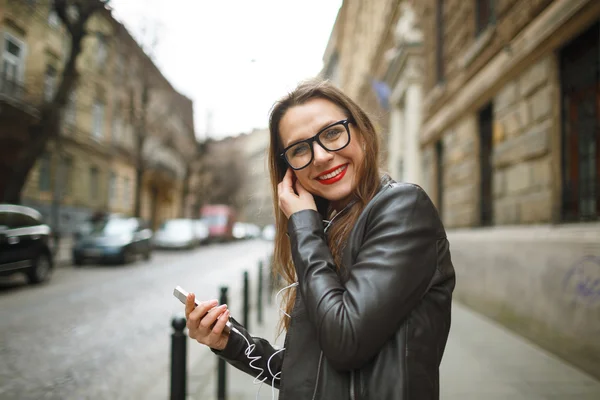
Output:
[185, 80, 455, 399]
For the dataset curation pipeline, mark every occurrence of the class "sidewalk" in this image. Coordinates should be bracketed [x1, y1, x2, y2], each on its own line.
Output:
[441, 304, 600, 399]
[187, 298, 283, 400]
[142, 267, 283, 400]
[183, 300, 600, 400]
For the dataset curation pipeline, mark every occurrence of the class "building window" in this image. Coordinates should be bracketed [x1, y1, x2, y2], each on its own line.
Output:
[479, 103, 494, 226]
[435, 140, 444, 217]
[108, 172, 117, 206]
[92, 101, 104, 139]
[59, 156, 73, 196]
[2, 33, 26, 83]
[66, 4, 79, 22]
[89, 166, 99, 200]
[475, 0, 495, 36]
[122, 177, 130, 208]
[96, 33, 107, 66]
[44, 65, 57, 102]
[48, 9, 60, 28]
[115, 52, 124, 83]
[435, 0, 445, 83]
[38, 153, 51, 192]
[323, 51, 340, 86]
[112, 99, 122, 143]
[560, 22, 599, 222]
[63, 90, 77, 126]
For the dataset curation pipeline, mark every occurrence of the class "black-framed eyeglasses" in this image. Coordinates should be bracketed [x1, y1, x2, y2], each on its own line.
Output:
[280, 119, 352, 170]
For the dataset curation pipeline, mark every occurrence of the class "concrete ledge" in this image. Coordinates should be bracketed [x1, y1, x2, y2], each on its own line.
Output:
[448, 223, 600, 379]
[449, 222, 600, 242]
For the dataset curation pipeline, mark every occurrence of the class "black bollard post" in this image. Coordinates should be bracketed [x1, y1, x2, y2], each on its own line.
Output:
[170, 315, 187, 400]
[217, 286, 228, 400]
[257, 260, 264, 325]
[243, 270, 250, 330]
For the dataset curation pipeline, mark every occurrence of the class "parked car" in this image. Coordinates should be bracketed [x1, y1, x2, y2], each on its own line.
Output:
[193, 220, 209, 245]
[0, 204, 54, 284]
[200, 204, 236, 242]
[72, 216, 153, 266]
[153, 218, 198, 249]
[262, 224, 276, 241]
[233, 222, 262, 240]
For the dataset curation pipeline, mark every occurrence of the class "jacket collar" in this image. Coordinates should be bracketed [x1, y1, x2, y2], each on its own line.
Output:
[379, 173, 394, 188]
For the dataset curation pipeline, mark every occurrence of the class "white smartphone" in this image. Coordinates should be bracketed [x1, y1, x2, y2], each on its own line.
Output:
[173, 285, 232, 334]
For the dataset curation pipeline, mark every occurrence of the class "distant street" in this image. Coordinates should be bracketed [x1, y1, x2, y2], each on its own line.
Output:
[0, 239, 273, 400]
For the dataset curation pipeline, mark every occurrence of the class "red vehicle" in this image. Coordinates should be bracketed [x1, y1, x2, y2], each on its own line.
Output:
[200, 204, 236, 242]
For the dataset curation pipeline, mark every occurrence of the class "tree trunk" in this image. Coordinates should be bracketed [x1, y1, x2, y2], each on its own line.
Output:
[133, 166, 144, 217]
[180, 165, 191, 218]
[1, 25, 85, 204]
[132, 83, 149, 217]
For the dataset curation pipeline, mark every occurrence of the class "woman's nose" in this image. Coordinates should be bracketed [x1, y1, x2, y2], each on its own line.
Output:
[312, 142, 334, 165]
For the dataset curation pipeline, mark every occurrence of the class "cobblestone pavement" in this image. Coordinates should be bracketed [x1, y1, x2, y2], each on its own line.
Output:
[3, 237, 600, 400]
[0, 239, 274, 400]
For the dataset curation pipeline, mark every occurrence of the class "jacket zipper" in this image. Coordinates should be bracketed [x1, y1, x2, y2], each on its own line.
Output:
[311, 351, 324, 400]
[350, 371, 356, 400]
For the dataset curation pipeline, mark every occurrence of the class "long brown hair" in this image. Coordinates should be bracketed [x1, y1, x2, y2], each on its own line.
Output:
[268, 79, 381, 333]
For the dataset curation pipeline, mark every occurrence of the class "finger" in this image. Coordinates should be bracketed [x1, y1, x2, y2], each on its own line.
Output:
[185, 293, 196, 318]
[200, 304, 228, 329]
[211, 309, 230, 337]
[281, 168, 294, 191]
[189, 299, 218, 322]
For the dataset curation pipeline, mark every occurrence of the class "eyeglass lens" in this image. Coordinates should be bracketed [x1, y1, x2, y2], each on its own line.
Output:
[285, 123, 349, 169]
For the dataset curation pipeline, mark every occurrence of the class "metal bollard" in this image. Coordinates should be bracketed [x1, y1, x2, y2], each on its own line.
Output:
[243, 270, 250, 330]
[217, 286, 228, 400]
[257, 260, 264, 325]
[170, 315, 187, 400]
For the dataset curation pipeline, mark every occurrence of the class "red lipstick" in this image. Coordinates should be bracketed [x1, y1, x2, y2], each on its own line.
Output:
[316, 164, 348, 185]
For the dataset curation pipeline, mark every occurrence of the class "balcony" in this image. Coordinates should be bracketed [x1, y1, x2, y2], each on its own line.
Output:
[0, 76, 38, 118]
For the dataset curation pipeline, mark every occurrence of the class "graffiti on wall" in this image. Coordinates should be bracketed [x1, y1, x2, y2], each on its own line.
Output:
[563, 255, 600, 306]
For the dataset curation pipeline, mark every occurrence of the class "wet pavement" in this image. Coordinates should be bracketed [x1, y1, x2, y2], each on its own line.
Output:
[0, 239, 273, 400]
[3, 237, 600, 400]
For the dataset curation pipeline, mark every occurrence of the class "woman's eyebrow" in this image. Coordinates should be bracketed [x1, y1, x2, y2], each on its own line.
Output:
[284, 119, 342, 148]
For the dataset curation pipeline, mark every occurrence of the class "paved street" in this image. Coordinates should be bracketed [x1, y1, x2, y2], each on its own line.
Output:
[0, 239, 274, 400]
[2, 238, 600, 400]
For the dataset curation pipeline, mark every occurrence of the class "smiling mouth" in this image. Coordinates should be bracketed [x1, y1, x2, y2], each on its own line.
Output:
[316, 164, 348, 184]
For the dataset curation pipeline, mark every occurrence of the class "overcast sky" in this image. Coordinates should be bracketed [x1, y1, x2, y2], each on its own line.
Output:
[110, 0, 342, 141]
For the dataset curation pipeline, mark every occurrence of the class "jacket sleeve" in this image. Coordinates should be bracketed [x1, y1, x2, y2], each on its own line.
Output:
[211, 317, 283, 389]
[287, 184, 440, 371]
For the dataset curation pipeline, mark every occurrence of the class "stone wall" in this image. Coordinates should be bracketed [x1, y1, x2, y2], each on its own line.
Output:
[492, 55, 556, 224]
[440, 115, 479, 228]
[448, 224, 600, 380]
[417, 0, 555, 120]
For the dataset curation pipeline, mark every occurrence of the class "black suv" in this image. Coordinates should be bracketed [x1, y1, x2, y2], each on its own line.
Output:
[0, 204, 54, 284]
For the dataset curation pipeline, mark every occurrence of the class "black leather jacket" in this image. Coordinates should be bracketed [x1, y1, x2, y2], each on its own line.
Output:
[213, 177, 456, 399]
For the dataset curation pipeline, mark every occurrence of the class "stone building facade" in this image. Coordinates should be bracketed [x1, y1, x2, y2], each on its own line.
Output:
[383, 1, 424, 184]
[235, 128, 274, 227]
[415, 0, 600, 378]
[321, 0, 403, 167]
[0, 1, 197, 233]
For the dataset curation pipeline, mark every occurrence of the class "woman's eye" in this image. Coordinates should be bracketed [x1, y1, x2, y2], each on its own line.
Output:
[323, 128, 343, 140]
[292, 145, 309, 156]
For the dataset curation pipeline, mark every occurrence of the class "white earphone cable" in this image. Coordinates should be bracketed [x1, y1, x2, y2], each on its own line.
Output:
[230, 281, 298, 400]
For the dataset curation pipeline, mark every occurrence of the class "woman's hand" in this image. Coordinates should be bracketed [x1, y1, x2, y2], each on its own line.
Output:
[278, 168, 317, 218]
[185, 293, 230, 351]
